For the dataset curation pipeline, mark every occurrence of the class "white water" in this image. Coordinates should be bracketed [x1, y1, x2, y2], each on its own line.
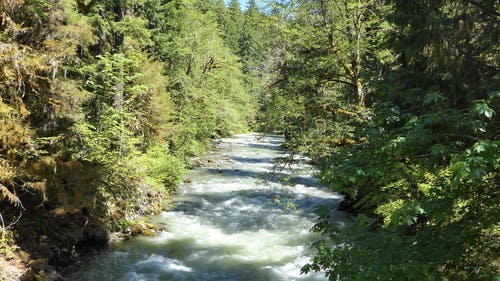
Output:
[70, 134, 348, 281]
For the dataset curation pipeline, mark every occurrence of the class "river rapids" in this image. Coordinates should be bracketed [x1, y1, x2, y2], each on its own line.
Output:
[70, 133, 348, 281]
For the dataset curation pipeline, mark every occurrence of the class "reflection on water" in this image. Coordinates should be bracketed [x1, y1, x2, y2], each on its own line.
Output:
[70, 134, 348, 281]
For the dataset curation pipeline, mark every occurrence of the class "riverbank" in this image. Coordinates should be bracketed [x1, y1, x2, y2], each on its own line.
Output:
[0, 255, 29, 281]
[65, 133, 348, 281]
[0, 137, 237, 281]
[0, 189, 170, 281]
[2, 133, 348, 281]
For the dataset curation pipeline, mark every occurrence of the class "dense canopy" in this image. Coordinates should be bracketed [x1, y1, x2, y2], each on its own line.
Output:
[1, 0, 498, 280]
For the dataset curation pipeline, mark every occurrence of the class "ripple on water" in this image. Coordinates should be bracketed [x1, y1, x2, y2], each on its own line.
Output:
[70, 134, 349, 281]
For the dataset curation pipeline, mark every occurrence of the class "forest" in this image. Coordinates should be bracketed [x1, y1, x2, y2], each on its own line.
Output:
[0, 0, 498, 280]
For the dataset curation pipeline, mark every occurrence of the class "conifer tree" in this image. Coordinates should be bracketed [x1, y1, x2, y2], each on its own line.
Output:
[222, 0, 244, 53]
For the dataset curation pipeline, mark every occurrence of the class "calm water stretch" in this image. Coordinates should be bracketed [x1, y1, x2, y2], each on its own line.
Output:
[70, 134, 348, 281]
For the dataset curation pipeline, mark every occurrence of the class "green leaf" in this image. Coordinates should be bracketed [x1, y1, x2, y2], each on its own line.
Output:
[430, 144, 446, 156]
[485, 108, 494, 119]
[472, 100, 495, 119]
[472, 141, 487, 153]
[423, 91, 446, 106]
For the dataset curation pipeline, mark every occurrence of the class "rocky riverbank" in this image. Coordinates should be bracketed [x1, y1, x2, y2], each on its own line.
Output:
[0, 142, 229, 281]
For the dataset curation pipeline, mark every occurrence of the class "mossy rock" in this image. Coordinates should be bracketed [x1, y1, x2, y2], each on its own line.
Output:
[142, 229, 156, 237]
[130, 222, 159, 237]
[143, 223, 158, 231]
[130, 224, 146, 236]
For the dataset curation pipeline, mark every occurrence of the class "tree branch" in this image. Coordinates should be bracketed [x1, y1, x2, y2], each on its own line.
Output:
[463, 0, 500, 18]
[443, 133, 481, 141]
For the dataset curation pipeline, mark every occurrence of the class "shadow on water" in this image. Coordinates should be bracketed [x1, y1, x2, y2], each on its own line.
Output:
[206, 168, 272, 180]
[205, 167, 322, 189]
[225, 142, 283, 151]
[230, 156, 276, 164]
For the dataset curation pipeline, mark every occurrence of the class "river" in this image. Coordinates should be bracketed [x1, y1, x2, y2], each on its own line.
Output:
[69, 133, 348, 281]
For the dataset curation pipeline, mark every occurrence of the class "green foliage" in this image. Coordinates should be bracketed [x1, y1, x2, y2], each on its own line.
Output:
[143, 0, 256, 146]
[0, 0, 260, 261]
[259, 0, 499, 279]
[258, 0, 392, 157]
[0, 229, 18, 258]
[304, 80, 499, 280]
[131, 145, 186, 190]
[7, 0, 498, 279]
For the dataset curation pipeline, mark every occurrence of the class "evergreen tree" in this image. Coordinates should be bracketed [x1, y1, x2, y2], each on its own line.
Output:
[142, 0, 254, 154]
[2, 0, 497, 278]
[222, 0, 244, 53]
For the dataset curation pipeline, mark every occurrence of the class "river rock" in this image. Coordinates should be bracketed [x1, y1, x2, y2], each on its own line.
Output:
[142, 229, 156, 237]
[17, 250, 31, 263]
[143, 222, 158, 231]
[28, 258, 47, 271]
[131, 222, 159, 237]
[130, 224, 145, 236]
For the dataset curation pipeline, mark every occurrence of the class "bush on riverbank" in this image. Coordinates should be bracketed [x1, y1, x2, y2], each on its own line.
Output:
[258, 0, 499, 279]
[0, 0, 263, 278]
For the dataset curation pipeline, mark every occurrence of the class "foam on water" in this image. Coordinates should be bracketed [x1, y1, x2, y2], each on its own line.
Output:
[70, 133, 348, 281]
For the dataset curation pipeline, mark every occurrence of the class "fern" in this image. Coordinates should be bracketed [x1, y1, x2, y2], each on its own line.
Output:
[0, 184, 22, 207]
